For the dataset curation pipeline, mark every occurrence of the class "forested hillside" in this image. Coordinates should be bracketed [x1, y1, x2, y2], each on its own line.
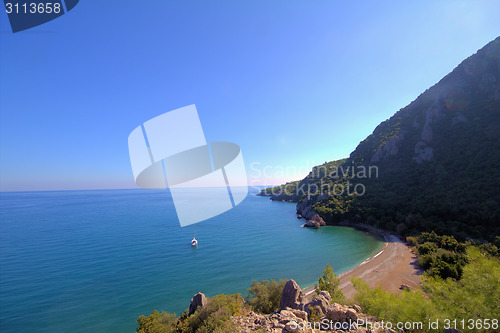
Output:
[260, 37, 500, 241]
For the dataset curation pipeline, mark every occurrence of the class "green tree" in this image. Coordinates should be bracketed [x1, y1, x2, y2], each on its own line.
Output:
[352, 278, 440, 331]
[417, 242, 438, 255]
[185, 294, 247, 333]
[315, 264, 346, 304]
[136, 310, 176, 333]
[423, 247, 500, 322]
[245, 279, 286, 314]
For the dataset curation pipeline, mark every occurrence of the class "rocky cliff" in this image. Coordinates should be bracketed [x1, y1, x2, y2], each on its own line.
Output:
[231, 279, 387, 333]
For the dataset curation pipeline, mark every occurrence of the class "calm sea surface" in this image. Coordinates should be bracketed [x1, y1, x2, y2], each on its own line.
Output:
[0, 188, 383, 332]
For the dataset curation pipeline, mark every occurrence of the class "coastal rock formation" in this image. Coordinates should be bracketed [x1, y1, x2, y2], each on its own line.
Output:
[233, 299, 377, 332]
[276, 280, 373, 330]
[301, 205, 318, 220]
[188, 292, 207, 315]
[303, 291, 331, 318]
[280, 280, 305, 310]
[231, 309, 311, 333]
[304, 214, 326, 229]
[324, 303, 361, 323]
[232, 280, 457, 332]
[296, 200, 321, 222]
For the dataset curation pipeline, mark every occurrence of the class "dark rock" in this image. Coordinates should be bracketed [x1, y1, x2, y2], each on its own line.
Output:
[304, 214, 326, 229]
[352, 304, 362, 313]
[400, 284, 411, 291]
[280, 279, 304, 310]
[189, 292, 207, 315]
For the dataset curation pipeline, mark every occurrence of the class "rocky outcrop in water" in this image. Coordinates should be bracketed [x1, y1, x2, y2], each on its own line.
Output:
[304, 214, 326, 229]
[296, 200, 320, 222]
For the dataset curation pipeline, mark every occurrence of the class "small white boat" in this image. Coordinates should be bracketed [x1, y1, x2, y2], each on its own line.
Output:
[191, 225, 198, 246]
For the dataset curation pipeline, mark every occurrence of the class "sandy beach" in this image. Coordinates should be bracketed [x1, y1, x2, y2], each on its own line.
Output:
[305, 228, 422, 300]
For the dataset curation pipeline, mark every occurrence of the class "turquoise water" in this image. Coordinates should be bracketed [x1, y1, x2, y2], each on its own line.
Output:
[0, 188, 382, 332]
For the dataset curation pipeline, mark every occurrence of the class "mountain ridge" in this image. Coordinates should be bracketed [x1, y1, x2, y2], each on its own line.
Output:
[261, 36, 500, 240]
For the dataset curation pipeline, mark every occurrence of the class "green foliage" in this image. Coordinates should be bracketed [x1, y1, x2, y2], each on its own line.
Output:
[258, 159, 348, 202]
[245, 279, 286, 314]
[308, 304, 322, 326]
[428, 249, 468, 280]
[137, 310, 176, 333]
[417, 232, 467, 253]
[261, 38, 500, 241]
[353, 247, 500, 332]
[423, 248, 500, 325]
[406, 236, 419, 247]
[493, 236, 500, 248]
[184, 294, 247, 333]
[352, 278, 440, 329]
[257, 180, 303, 201]
[136, 294, 249, 333]
[315, 264, 346, 304]
[417, 242, 438, 255]
[479, 242, 499, 257]
[412, 232, 470, 280]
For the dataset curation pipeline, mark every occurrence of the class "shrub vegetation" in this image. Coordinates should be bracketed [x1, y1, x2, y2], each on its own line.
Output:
[315, 264, 346, 304]
[352, 247, 500, 332]
[245, 279, 286, 314]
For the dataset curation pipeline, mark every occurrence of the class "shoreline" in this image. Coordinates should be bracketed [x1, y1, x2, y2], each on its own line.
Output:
[302, 223, 422, 299]
[260, 196, 423, 299]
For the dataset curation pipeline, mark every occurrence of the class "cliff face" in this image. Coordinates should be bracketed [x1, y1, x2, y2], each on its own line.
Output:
[350, 36, 500, 167]
[263, 37, 500, 239]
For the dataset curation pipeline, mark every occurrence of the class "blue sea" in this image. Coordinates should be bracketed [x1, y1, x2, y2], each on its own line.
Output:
[0, 188, 383, 332]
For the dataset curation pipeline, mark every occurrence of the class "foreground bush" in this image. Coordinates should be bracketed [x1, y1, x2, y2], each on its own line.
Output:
[245, 279, 286, 314]
[179, 293, 248, 333]
[411, 232, 469, 280]
[136, 294, 249, 333]
[315, 264, 346, 304]
[352, 278, 440, 330]
[353, 247, 500, 332]
[137, 310, 176, 333]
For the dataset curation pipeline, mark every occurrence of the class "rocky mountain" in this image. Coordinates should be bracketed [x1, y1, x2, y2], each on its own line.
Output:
[261, 37, 500, 240]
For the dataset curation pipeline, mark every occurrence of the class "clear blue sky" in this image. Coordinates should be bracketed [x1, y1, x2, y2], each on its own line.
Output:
[1, 0, 499, 191]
